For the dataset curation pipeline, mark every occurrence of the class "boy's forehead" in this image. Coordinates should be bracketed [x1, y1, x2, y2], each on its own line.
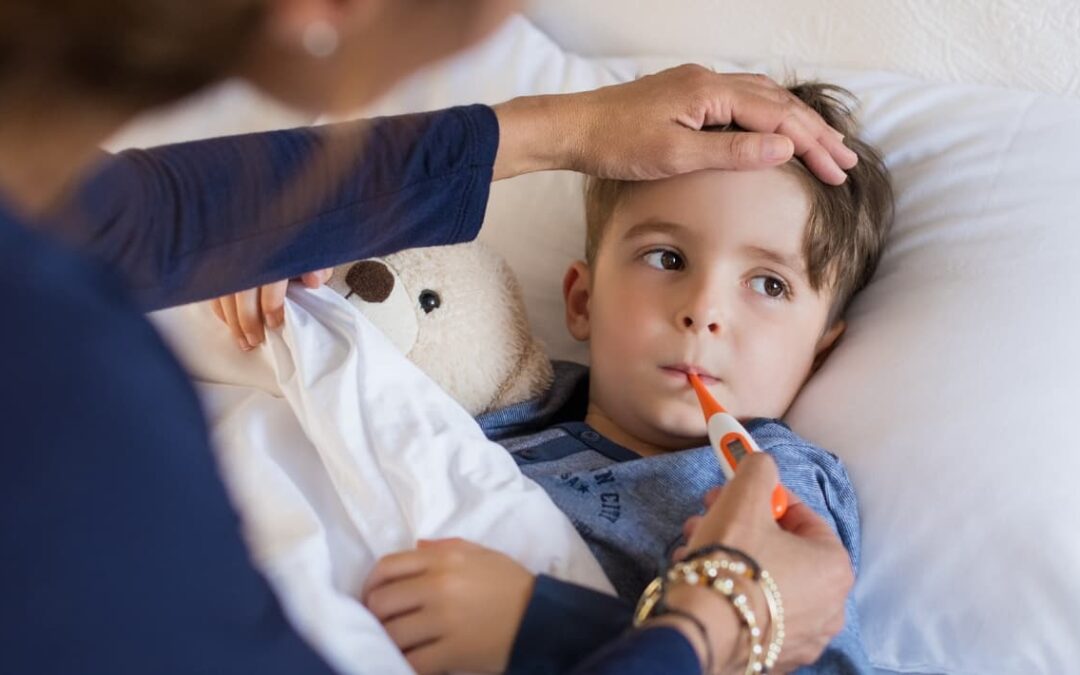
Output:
[610, 168, 812, 261]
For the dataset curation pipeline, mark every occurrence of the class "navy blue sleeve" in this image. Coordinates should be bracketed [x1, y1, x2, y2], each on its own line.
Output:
[0, 219, 338, 674]
[51, 105, 497, 310]
[569, 626, 702, 675]
[508, 575, 634, 674]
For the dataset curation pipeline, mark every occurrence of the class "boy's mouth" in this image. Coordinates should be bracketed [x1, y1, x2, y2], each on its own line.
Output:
[660, 364, 720, 385]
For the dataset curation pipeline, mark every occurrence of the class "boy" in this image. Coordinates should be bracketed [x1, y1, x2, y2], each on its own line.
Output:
[369, 82, 893, 674]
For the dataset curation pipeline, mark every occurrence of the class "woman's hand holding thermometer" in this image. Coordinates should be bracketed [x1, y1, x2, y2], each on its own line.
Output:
[687, 372, 790, 520]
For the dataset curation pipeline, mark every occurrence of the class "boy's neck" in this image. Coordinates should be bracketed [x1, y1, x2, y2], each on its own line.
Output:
[584, 403, 704, 458]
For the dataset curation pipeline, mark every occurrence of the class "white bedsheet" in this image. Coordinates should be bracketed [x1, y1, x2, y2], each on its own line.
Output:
[152, 287, 613, 675]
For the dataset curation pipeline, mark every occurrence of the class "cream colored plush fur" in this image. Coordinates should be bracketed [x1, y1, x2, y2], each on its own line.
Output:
[327, 242, 554, 416]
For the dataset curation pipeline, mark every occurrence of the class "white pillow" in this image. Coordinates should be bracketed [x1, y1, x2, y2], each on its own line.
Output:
[526, 0, 1080, 99]
[359, 16, 1080, 674]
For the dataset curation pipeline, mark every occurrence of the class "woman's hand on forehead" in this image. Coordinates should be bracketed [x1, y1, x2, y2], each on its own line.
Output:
[494, 65, 857, 185]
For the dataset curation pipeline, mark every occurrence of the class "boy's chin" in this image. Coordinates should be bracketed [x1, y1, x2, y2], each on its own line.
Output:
[648, 412, 709, 449]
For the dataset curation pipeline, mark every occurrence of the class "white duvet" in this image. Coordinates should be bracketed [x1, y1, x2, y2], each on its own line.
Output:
[152, 286, 613, 675]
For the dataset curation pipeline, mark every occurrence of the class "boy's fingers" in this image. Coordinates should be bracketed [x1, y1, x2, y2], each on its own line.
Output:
[361, 550, 430, 601]
[383, 610, 442, 654]
[218, 295, 252, 352]
[364, 575, 433, 622]
[300, 268, 333, 288]
[260, 281, 289, 330]
[417, 537, 469, 550]
[235, 288, 265, 346]
[403, 639, 452, 675]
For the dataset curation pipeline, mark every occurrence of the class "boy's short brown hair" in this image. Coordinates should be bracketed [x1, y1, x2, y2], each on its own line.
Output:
[584, 82, 894, 323]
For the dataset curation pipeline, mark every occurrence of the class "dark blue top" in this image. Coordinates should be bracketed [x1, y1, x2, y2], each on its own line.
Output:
[0, 105, 497, 674]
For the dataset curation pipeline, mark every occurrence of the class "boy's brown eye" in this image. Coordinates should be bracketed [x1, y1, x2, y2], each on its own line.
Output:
[750, 275, 789, 299]
[644, 249, 685, 271]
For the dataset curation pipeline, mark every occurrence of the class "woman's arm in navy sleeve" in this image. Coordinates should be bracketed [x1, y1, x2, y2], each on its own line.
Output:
[52, 105, 497, 310]
[569, 626, 701, 675]
[507, 574, 629, 674]
[507, 575, 700, 675]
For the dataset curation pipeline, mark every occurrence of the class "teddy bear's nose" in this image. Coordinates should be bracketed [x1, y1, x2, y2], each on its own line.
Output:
[345, 260, 395, 303]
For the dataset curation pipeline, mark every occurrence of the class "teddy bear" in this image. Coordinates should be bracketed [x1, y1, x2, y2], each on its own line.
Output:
[326, 242, 554, 416]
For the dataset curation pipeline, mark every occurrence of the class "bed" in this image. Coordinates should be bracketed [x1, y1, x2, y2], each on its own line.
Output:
[114, 3, 1080, 673]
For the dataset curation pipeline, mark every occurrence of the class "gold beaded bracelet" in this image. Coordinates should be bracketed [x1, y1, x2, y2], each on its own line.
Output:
[683, 546, 785, 671]
[759, 569, 785, 671]
[634, 550, 784, 675]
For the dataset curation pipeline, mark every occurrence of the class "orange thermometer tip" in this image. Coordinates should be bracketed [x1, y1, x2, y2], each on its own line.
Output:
[686, 372, 726, 419]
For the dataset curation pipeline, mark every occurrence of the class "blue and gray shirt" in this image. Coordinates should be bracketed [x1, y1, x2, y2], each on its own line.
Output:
[479, 361, 872, 674]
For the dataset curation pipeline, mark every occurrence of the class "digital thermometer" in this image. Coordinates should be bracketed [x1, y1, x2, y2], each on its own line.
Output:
[687, 373, 789, 520]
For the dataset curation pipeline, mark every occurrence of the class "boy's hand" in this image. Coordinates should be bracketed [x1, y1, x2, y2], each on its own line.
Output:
[208, 268, 332, 351]
[362, 538, 535, 675]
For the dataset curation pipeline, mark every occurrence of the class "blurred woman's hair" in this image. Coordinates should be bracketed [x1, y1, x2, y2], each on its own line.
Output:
[0, 0, 266, 106]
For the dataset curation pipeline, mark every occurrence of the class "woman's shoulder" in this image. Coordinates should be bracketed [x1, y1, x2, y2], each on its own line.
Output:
[2, 208, 209, 449]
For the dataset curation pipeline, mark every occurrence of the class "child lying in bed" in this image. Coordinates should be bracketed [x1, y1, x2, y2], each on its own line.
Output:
[360, 82, 893, 674]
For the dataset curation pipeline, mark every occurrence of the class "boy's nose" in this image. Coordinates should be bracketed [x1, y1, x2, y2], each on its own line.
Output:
[678, 311, 722, 335]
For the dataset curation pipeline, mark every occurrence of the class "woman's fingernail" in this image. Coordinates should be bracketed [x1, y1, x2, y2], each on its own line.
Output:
[237, 338, 253, 352]
[764, 136, 793, 161]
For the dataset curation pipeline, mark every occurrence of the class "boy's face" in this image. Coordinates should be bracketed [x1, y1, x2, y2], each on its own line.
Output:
[564, 168, 845, 453]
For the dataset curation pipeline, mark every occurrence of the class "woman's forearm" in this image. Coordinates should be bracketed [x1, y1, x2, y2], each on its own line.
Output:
[53, 106, 498, 311]
[492, 95, 568, 180]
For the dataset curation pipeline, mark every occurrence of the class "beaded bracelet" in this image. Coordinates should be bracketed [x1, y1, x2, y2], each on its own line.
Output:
[635, 548, 784, 674]
[759, 569, 785, 671]
[671, 557, 766, 675]
[682, 544, 785, 670]
[636, 558, 765, 675]
[681, 544, 762, 579]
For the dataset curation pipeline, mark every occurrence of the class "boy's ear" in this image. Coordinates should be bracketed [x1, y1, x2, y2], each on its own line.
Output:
[562, 260, 592, 342]
[811, 320, 846, 374]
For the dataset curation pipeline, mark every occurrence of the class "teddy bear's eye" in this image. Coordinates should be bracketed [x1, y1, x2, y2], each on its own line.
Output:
[418, 290, 441, 314]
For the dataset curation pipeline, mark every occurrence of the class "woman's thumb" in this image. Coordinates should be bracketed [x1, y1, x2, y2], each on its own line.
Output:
[688, 453, 781, 548]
